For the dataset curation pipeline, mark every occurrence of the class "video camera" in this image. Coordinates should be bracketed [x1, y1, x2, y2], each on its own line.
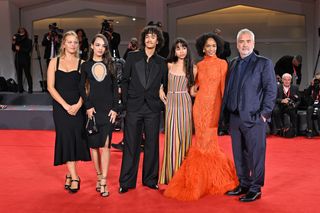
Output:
[49, 23, 63, 37]
[312, 100, 320, 120]
[12, 33, 24, 45]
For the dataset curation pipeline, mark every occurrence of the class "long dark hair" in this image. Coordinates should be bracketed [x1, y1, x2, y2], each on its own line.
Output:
[167, 37, 194, 88]
[89, 34, 115, 76]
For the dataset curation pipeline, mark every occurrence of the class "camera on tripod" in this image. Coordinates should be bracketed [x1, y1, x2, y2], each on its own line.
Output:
[49, 23, 63, 37]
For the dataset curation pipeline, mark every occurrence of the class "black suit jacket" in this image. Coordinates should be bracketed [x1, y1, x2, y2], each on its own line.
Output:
[12, 37, 32, 64]
[121, 50, 168, 112]
[275, 55, 302, 85]
[41, 33, 61, 59]
[275, 84, 300, 109]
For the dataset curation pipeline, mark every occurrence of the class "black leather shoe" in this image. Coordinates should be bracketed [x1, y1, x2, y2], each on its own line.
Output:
[112, 142, 124, 151]
[239, 191, 261, 202]
[119, 187, 129, 194]
[145, 184, 159, 190]
[226, 186, 249, 196]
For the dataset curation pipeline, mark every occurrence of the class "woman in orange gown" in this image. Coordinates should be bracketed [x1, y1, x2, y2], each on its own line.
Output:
[163, 33, 238, 201]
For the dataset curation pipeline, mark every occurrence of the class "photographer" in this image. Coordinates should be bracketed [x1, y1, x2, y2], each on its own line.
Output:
[272, 73, 300, 137]
[100, 20, 121, 58]
[42, 23, 62, 67]
[12, 27, 33, 93]
[76, 29, 89, 60]
[305, 72, 320, 138]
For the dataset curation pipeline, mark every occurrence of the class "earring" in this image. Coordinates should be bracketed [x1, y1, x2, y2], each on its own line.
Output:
[203, 49, 205, 53]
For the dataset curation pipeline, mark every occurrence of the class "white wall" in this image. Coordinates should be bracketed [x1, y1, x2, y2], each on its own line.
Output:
[0, 1, 18, 79]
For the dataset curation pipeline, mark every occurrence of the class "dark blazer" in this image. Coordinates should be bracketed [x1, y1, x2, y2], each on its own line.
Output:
[121, 50, 168, 112]
[41, 33, 61, 59]
[275, 84, 300, 108]
[274, 55, 302, 85]
[11, 37, 32, 64]
[223, 53, 277, 127]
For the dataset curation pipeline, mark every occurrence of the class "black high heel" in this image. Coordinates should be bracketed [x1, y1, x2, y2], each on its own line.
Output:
[96, 173, 102, 192]
[100, 177, 109, 197]
[64, 175, 72, 190]
[69, 177, 81, 193]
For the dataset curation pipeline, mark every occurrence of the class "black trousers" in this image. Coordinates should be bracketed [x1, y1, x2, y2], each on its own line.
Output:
[306, 106, 320, 131]
[119, 103, 160, 188]
[272, 105, 297, 131]
[15, 58, 32, 92]
[229, 113, 266, 193]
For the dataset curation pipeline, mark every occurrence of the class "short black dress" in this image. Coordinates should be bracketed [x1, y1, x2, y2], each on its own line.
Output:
[53, 57, 91, 166]
[79, 60, 119, 148]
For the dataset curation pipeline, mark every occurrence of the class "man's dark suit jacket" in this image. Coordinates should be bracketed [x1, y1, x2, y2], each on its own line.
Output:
[275, 55, 302, 85]
[223, 53, 277, 127]
[275, 84, 300, 108]
[121, 50, 168, 112]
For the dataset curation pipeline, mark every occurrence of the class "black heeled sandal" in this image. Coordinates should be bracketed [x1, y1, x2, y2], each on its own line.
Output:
[69, 177, 81, 193]
[64, 175, 72, 190]
[100, 177, 109, 197]
[96, 173, 102, 192]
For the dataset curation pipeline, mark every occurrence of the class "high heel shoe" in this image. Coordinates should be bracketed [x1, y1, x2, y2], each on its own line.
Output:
[96, 173, 102, 192]
[64, 175, 72, 190]
[100, 177, 109, 197]
[69, 177, 81, 193]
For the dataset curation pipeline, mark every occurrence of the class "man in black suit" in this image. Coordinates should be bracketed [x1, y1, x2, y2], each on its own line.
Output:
[223, 29, 277, 202]
[272, 73, 300, 136]
[42, 23, 61, 67]
[275, 55, 302, 85]
[101, 21, 121, 58]
[12, 27, 33, 93]
[119, 25, 167, 193]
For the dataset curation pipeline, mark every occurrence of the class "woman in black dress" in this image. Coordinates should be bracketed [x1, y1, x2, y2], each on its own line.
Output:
[47, 31, 91, 193]
[79, 34, 118, 197]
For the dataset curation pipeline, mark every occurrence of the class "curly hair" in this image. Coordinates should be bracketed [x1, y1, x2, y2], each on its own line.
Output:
[195, 32, 223, 57]
[167, 37, 195, 88]
[140, 25, 164, 53]
[88, 34, 115, 76]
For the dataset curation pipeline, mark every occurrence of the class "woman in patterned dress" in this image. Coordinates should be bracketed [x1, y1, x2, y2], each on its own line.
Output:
[159, 38, 195, 184]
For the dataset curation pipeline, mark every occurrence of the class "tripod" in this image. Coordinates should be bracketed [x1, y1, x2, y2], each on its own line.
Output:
[33, 35, 47, 92]
[314, 47, 320, 77]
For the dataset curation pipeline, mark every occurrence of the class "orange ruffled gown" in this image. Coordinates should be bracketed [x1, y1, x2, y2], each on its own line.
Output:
[163, 55, 238, 201]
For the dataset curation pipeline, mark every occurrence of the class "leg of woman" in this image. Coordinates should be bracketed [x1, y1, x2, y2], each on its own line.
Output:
[91, 148, 102, 191]
[67, 161, 80, 192]
[100, 137, 111, 197]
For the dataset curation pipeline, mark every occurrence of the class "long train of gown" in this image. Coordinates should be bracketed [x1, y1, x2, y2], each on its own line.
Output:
[163, 55, 238, 201]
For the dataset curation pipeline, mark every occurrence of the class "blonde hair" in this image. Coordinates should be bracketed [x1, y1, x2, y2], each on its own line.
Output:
[58, 30, 80, 58]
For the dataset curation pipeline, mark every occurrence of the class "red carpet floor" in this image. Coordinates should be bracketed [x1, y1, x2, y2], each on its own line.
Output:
[0, 130, 319, 213]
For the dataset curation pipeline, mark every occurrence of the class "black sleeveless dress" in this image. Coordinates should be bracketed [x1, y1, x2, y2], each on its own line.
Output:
[79, 60, 119, 148]
[53, 57, 91, 166]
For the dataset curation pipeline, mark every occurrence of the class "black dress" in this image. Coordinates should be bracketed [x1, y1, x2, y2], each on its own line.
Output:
[53, 57, 91, 166]
[79, 60, 119, 148]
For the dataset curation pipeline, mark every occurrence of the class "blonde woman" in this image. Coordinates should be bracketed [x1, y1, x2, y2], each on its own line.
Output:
[47, 31, 91, 193]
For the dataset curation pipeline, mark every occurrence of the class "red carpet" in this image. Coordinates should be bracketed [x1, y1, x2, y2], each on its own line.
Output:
[0, 130, 319, 213]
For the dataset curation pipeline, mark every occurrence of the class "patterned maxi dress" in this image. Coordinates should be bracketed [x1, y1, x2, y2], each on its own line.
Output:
[159, 72, 192, 184]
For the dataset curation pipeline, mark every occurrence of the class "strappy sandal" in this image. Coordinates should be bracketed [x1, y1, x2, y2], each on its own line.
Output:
[69, 177, 81, 193]
[96, 173, 102, 192]
[100, 177, 109, 197]
[64, 174, 72, 190]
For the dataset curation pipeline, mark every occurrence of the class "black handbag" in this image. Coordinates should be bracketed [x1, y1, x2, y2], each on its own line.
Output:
[86, 115, 99, 136]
